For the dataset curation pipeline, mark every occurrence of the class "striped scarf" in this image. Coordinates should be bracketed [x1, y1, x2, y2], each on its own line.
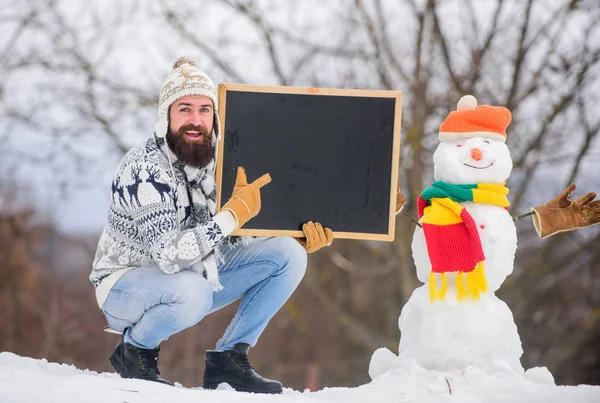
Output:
[417, 181, 510, 301]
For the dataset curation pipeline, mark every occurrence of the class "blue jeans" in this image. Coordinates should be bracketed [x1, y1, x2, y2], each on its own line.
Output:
[101, 236, 307, 351]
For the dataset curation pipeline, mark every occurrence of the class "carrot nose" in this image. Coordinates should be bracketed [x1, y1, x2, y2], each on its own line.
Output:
[471, 148, 483, 161]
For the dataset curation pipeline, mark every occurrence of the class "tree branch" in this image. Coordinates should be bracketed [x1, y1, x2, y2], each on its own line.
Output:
[505, 0, 534, 109]
[218, 0, 289, 85]
[373, 0, 411, 83]
[429, 0, 464, 94]
[565, 94, 600, 185]
[159, 0, 246, 83]
[468, 0, 506, 90]
[355, 0, 393, 89]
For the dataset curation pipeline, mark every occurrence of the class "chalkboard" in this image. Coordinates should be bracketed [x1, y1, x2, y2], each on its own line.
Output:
[216, 84, 402, 241]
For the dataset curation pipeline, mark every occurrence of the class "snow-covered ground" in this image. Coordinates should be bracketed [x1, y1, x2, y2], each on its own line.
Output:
[1, 352, 599, 403]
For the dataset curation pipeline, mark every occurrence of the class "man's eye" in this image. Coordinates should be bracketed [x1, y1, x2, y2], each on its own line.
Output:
[180, 108, 189, 112]
[201, 108, 210, 113]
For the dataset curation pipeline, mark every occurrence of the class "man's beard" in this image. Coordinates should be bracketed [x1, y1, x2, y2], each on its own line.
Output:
[166, 124, 215, 168]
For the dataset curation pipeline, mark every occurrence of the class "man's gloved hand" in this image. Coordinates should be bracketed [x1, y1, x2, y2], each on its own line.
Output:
[222, 167, 271, 229]
[531, 183, 600, 238]
[396, 190, 406, 215]
[295, 221, 333, 253]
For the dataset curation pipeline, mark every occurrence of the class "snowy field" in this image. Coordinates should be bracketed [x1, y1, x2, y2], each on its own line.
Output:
[1, 352, 600, 403]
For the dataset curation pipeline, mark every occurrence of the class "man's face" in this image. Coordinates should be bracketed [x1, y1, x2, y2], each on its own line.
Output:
[166, 95, 215, 167]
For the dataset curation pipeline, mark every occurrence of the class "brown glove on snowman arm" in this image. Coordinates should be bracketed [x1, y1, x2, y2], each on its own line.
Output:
[531, 183, 600, 238]
[395, 190, 406, 215]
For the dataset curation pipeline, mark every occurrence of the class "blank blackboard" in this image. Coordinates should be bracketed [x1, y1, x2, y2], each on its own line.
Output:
[216, 84, 402, 241]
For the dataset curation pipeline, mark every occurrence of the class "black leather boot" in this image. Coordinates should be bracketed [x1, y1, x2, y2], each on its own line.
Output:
[109, 331, 172, 386]
[203, 343, 282, 394]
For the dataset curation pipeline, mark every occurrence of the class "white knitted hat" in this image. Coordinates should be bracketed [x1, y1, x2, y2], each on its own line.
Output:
[154, 56, 220, 139]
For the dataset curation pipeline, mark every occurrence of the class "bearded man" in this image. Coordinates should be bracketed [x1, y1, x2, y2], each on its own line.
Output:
[90, 57, 333, 393]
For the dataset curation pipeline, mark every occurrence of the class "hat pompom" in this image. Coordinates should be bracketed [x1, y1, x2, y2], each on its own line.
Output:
[457, 95, 477, 111]
[173, 56, 197, 70]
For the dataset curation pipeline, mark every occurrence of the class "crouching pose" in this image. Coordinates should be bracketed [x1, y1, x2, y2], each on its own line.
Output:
[90, 57, 334, 393]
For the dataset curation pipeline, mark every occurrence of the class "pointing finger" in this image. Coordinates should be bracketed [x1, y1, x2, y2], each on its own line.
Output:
[252, 173, 272, 189]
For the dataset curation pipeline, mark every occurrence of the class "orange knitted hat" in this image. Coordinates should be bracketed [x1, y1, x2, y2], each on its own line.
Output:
[439, 95, 512, 143]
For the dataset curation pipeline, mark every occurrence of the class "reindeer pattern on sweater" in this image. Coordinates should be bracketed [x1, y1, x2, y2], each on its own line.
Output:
[90, 135, 241, 289]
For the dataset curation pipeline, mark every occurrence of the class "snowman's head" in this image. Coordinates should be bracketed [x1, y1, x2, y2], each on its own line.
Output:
[434, 95, 513, 185]
[433, 137, 512, 184]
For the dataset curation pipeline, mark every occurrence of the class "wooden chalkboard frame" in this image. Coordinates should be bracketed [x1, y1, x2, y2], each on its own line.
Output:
[216, 83, 402, 241]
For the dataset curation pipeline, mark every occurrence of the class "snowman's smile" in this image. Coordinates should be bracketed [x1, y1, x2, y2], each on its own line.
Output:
[464, 162, 495, 169]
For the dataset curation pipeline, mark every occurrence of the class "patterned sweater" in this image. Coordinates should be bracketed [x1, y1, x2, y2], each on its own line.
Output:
[90, 135, 238, 308]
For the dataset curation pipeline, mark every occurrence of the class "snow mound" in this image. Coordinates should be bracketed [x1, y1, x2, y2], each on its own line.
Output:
[2, 352, 600, 403]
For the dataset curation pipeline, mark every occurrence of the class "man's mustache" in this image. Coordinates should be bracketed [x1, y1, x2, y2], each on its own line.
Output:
[177, 124, 210, 137]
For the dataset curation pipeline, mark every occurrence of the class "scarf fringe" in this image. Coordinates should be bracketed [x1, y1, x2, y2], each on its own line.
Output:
[429, 272, 448, 301]
[429, 262, 488, 302]
[457, 261, 487, 301]
[240, 236, 254, 248]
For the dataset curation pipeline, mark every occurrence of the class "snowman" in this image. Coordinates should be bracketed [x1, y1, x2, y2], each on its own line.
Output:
[400, 94, 528, 372]
[371, 95, 545, 380]
[369, 95, 600, 384]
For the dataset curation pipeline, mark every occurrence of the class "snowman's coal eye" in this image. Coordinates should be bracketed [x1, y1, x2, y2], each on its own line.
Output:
[484, 140, 490, 144]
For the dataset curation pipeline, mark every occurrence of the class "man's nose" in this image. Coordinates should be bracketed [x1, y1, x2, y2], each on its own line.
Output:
[188, 112, 203, 126]
[471, 148, 483, 161]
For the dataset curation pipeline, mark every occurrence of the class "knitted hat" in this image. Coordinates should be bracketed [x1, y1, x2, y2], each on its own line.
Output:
[154, 56, 220, 139]
[439, 95, 511, 143]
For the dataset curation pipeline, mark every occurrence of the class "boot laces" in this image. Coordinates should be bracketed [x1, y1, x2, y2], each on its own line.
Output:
[121, 328, 161, 375]
[138, 348, 161, 375]
[228, 351, 253, 372]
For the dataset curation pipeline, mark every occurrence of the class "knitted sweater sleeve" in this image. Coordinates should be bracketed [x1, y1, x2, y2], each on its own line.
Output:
[126, 159, 235, 274]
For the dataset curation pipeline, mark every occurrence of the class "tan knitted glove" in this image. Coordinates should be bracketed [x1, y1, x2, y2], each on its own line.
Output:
[531, 183, 600, 238]
[222, 167, 271, 229]
[295, 221, 333, 253]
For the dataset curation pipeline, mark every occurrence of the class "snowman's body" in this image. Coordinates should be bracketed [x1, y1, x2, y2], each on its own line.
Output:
[403, 204, 522, 373]
[398, 118, 525, 374]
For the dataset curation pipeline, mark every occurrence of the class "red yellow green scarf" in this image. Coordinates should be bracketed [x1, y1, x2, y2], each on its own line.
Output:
[417, 181, 510, 301]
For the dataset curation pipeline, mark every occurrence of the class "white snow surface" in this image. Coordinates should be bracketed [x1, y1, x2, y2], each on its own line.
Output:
[1, 351, 600, 403]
